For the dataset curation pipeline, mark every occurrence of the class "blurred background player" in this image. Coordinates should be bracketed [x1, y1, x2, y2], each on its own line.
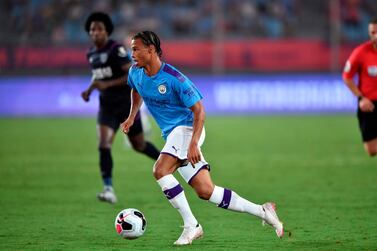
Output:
[342, 17, 377, 157]
[121, 31, 283, 245]
[81, 12, 160, 203]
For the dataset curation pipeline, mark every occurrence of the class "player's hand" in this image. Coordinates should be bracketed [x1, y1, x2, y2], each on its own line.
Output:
[187, 142, 201, 166]
[92, 80, 107, 91]
[121, 118, 134, 134]
[359, 97, 375, 112]
[81, 90, 91, 102]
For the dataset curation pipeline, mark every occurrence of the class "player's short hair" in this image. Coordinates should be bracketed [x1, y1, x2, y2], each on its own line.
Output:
[132, 31, 163, 57]
[369, 16, 377, 24]
[85, 12, 114, 35]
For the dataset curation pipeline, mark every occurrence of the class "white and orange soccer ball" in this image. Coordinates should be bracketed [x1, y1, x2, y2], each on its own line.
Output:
[115, 208, 147, 239]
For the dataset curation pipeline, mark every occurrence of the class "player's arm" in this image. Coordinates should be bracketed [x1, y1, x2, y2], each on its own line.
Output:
[188, 101, 206, 165]
[343, 77, 363, 98]
[81, 64, 131, 101]
[121, 88, 143, 134]
[343, 49, 363, 97]
[343, 60, 374, 112]
[81, 75, 97, 102]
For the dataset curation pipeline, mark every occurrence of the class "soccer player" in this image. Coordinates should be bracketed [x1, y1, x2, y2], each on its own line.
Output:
[121, 31, 284, 245]
[343, 17, 377, 157]
[81, 13, 160, 204]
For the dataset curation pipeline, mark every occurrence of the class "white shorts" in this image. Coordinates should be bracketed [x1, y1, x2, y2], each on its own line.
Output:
[161, 126, 210, 184]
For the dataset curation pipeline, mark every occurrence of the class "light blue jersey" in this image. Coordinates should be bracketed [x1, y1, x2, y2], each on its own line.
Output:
[128, 62, 203, 139]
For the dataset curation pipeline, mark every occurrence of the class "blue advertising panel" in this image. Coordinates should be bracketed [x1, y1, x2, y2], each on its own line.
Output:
[0, 74, 356, 116]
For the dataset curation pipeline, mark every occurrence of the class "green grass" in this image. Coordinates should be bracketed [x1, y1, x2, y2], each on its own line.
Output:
[0, 115, 376, 250]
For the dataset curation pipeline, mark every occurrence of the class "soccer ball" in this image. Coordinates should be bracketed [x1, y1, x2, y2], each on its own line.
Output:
[115, 208, 147, 239]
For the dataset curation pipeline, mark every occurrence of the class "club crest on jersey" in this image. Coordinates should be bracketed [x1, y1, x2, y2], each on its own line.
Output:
[158, 84, 167, 94]
[100, 53, 108, 63]
[367, 66, 377, 77]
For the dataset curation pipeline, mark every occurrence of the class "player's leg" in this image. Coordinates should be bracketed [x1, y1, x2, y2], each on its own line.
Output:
[185, 167, 283, 238]
[175, 126, 267, 222]
[96, 123, 117, 203]
[358, 106, 377, 157]
[189, 169, 264, 214]
[363, 138, 377, 156]
[189, 169, 263, 217]
[154, 154, 198, 229]
[96, 110, 119, 203]
[154, 131, 203, 245]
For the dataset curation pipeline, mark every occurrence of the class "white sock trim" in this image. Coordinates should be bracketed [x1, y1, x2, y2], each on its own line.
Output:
[157, 174, 178, 190]
[209, 185, 224, 205]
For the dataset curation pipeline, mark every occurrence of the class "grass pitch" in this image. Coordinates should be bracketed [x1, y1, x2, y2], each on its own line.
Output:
[0, 115, 376, 250]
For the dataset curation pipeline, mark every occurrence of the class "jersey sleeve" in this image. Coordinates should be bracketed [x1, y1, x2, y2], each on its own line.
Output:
[174, 77, 203, 108]
[342, 47, 361, 80]
[127, 66, 136, 89]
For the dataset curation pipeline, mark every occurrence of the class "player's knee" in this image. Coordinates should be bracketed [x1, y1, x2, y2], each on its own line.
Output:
[365, 144, 377, 157]
[98, 146, 111, 152]
[366, 149, 377, 157]
[98, 141, 111, 149]
[128, 137, 147, 153]
[195, 185, 214, 200]
[131, 142, 145, 153]
[152, 162, 166, 180]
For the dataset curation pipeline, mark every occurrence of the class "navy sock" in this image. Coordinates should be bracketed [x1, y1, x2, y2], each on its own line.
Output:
[103, 177, 112, 187]
[99, 147, 113, 186]
[142, 141, 160, 160]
